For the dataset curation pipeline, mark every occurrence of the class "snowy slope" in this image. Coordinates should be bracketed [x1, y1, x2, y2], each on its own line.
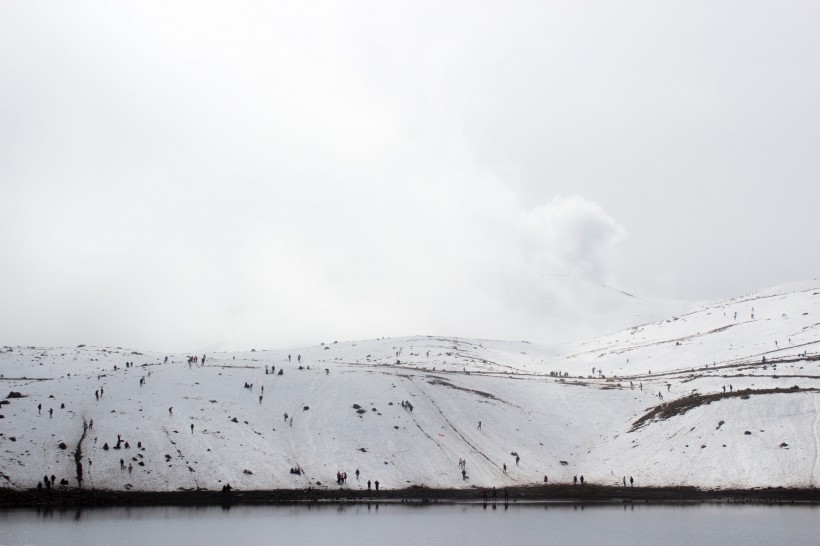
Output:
[1, 281, 819, 492]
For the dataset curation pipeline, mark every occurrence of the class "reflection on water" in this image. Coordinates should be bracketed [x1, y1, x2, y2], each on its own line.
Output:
[1, 502, 817, 546]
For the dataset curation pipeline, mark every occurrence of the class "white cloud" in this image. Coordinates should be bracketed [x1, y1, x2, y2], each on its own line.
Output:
[518, 195, 626, 284]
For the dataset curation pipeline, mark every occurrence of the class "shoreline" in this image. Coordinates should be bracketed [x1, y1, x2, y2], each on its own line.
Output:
[2, 484, 818, 509]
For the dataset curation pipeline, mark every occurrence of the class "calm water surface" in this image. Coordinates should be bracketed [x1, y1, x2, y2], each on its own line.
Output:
[1, 503, 817, 546]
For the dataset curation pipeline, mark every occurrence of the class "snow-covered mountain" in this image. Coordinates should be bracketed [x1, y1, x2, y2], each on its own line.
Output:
[1, 280, 818, 492]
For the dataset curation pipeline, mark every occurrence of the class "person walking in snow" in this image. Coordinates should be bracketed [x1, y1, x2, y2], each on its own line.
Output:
[462, 469, 467, 480]
[190, 423, 194, 433]
[356, 469, 360, 480]
[367, 480, 372, 491]
[297, 354, 301, 363]
[573, 475, 577, 485]
[515, 455, 520, 465]
[580, 475, 585, 485]
[503, 463, 507, 473]
[375, 480, 379, 491]
[478, 421, 481, 430]
[630, 476, 634, 486]
[259, 395, 263, 404]
[38, 403, 42, 414]
[169, 407, 173, 415]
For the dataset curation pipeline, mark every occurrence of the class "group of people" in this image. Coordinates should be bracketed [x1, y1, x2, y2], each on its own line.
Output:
[187, 354, 206, 366]
[328, 468, 383, 491]
[481, 487, 509, 503]
[400, 400, 414, 412]
[456, 458, 468, 479]
[102, 433, 132, 451]
[36, 474, 56, 492]
[119, 459, 133, 473]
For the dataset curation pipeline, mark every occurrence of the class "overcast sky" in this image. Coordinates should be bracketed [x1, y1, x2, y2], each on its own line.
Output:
[1, 2, 818, 351]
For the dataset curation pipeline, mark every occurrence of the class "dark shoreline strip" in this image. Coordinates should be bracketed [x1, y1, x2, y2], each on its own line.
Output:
[2, 484, 819, 509]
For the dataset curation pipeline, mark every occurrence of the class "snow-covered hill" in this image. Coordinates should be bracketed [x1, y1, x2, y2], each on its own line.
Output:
[1, 281, 819, 492]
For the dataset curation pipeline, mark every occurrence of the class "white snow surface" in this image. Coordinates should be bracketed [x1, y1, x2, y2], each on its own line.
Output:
[1, 280, 819, 492]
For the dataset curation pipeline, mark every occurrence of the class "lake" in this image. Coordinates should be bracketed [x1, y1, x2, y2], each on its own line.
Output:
[1, 502, 817, 546]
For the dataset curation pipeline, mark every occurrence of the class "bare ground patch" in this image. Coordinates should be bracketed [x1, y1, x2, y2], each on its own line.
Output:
[631, 386, 820, 432]
[426, 378, 508, 404]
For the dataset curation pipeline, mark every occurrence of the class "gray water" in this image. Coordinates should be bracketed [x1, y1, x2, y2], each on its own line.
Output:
[1, 503, 817, 546]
